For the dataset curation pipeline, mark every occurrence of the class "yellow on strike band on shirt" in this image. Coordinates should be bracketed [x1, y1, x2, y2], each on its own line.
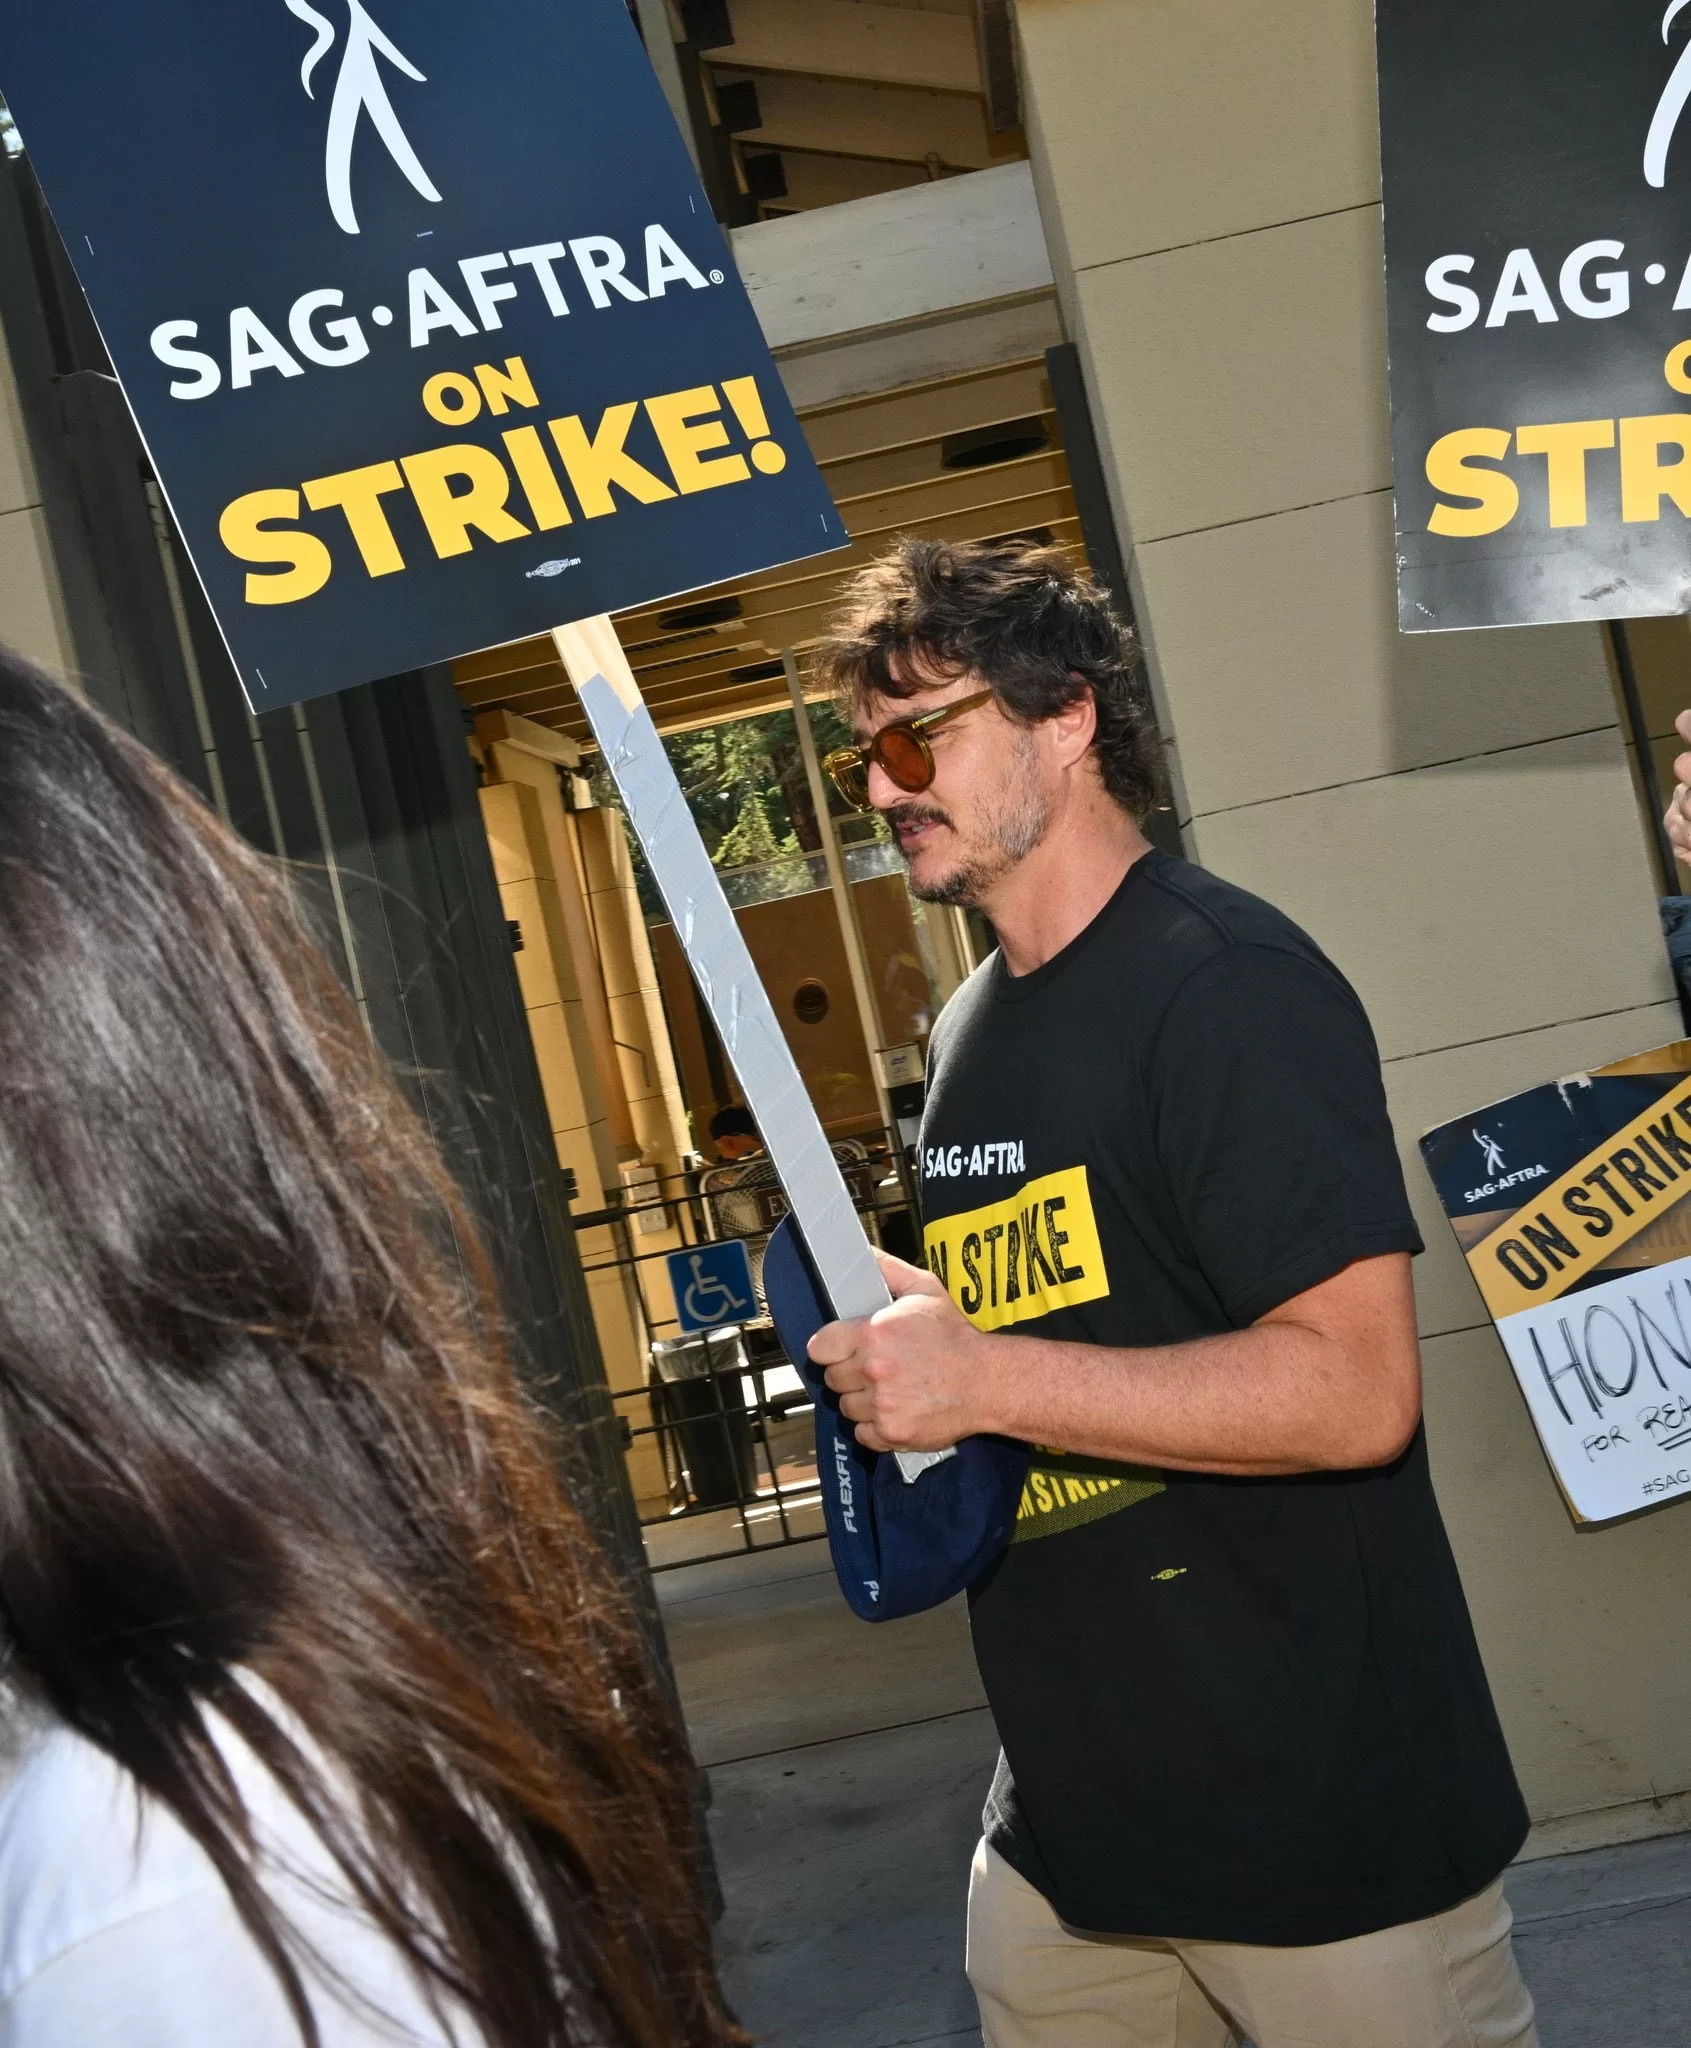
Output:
[921, 1163, 1151, 1542]
[1467, 1086, 1691, 1320]
[922, 1165, 1109, 1334]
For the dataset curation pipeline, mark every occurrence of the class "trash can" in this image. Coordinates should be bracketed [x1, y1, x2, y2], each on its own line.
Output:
[650, 1327, 757, 1510]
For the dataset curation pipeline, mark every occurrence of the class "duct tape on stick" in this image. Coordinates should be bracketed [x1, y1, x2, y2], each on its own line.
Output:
[555, 620, 952, 1483]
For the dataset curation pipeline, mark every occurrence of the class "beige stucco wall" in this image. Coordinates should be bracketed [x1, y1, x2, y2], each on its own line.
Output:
[1017, 0, 1691, 1854]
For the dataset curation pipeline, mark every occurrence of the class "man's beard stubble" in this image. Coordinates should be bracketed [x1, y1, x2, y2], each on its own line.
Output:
[891, 733, 1050, 906]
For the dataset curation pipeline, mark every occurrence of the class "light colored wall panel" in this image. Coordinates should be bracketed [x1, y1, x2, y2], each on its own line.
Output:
[774, 294, 1063, 412]
[486, 755, 639, 1159]
[0, 504, 76, 679]
[1620, 614, 1691, 741]
[1383, 1000, 1685, 1342]
[1016, 0, 1379, 270]
[1615, 619, 1691, 890]
[1422, 1320, 1691, 1828]
[574, 808, 692, 1173]
[527, 1000, 595, 1141]
[607, 990, 674, 1150]
[1641, 729, 1691, 893]
[480, 781, 539, 888]
[501, 875, 566, 1015]
[1019, 0, 1691, 1865]
[1073, 203, 1390, 544]
[1192, 730, 1675, 1063]
[1017, 52, 1081, 347]
[733, 162, 1052, 350]
[1136, 492, 1625, 812]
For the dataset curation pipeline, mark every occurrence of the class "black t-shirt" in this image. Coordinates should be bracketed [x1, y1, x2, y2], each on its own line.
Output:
[919, 849, 1527, 1945]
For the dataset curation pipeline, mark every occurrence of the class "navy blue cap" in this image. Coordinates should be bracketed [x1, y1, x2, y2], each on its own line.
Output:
[762, 1215, 1030, 1622]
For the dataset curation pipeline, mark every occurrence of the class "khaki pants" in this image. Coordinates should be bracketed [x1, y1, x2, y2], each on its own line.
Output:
[966, 1842, 1539, 2048]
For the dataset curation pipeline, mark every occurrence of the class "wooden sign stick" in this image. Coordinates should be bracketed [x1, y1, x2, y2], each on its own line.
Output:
[551, 616, 951, 1480]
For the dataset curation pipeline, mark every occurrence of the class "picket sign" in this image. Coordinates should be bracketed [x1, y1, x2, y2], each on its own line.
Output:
[0, 0, 945, 1467]
[551, 616, 951, 1482]
[1420, 1041, 1691, 1524]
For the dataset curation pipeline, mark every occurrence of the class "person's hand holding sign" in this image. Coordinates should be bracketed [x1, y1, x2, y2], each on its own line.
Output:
[1668, 710, 1691, 869]
[811, 1250, 988, 1453]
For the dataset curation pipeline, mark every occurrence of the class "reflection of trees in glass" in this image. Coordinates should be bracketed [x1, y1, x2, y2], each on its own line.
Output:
[591, 702, 886, 920]
[712, 790, 784, 870]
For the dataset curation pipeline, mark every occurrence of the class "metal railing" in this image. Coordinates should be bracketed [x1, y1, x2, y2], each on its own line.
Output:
[572, 1128, 922, 1573]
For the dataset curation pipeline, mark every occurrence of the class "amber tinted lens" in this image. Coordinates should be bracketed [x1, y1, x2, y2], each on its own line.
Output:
[873, 724, 935, 793]
[824, 749, 871, 810]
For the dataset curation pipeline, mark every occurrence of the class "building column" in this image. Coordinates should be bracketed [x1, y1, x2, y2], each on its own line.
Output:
[477, 711, 640, 1176]
[1017, 0, 1690, 1853]
[569, 804, 697, 1338]
[479, 773, 671, 1517]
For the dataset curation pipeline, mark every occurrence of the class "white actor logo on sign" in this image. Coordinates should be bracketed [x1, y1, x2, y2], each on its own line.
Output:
[1646, 0, 1691, 186]
[285, 0, 443, 234]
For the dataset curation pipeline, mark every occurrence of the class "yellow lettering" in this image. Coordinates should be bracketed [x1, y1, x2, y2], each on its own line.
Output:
[1044, 1197, 1084, 1283]
[1620, 413, 1691, 522]
[1515, 419, 1614, 528]
[502, 426, 573, 530]
[548, 403, 677, 516]
[302, 460, 408, 577]
[645, 384, 750, 494]
[1023, 1203, 1057, 1291]
[1667, 341, 1691, 396]
[218, 488, 333, 606]
[1426, 427, 1519, 537]
[982, 1221, 1006, 1309]
[1030, 1473, 1054, 1512]
[722, 375, 788, 474]
[400, 445, 530, 559]
[959, 1232, 983, 1317]
[421, 371, 483, 426]
[475, 356, 539, 415]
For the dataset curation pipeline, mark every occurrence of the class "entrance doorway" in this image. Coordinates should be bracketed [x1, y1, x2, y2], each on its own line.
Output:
[452, 347, 1107, 1567]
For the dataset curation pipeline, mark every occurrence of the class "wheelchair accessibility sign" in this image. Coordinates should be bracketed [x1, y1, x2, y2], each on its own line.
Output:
[668, 1240, 756, 1334]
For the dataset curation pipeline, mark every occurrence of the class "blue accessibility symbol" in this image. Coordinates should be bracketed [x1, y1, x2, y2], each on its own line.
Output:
[667, 1240, 756, 1333]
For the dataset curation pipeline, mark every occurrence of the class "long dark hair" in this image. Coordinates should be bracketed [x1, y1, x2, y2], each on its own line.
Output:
[0, 649, 743, 2048]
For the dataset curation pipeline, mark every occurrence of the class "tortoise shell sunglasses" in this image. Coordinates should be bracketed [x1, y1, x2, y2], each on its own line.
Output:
[821, 688, 997, 812]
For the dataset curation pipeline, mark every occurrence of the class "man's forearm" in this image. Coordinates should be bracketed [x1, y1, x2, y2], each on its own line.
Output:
[972, 1319, 1419, 1476]
[816, 1249, 1422, 1468]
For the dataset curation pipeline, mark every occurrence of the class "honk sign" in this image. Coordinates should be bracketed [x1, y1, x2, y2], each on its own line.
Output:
[0, 0, 845, 711]
[1421, 1042, 1691, 1524]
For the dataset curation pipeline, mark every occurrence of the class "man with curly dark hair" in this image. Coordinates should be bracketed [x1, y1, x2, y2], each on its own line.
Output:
[809, 539, 1537, 2048]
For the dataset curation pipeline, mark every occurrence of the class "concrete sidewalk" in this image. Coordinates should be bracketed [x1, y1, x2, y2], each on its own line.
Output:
[660, 1539, 1691, 2048]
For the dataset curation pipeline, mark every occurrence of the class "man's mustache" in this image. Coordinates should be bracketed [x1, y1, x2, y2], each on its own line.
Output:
[885, 801, 952, 833]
